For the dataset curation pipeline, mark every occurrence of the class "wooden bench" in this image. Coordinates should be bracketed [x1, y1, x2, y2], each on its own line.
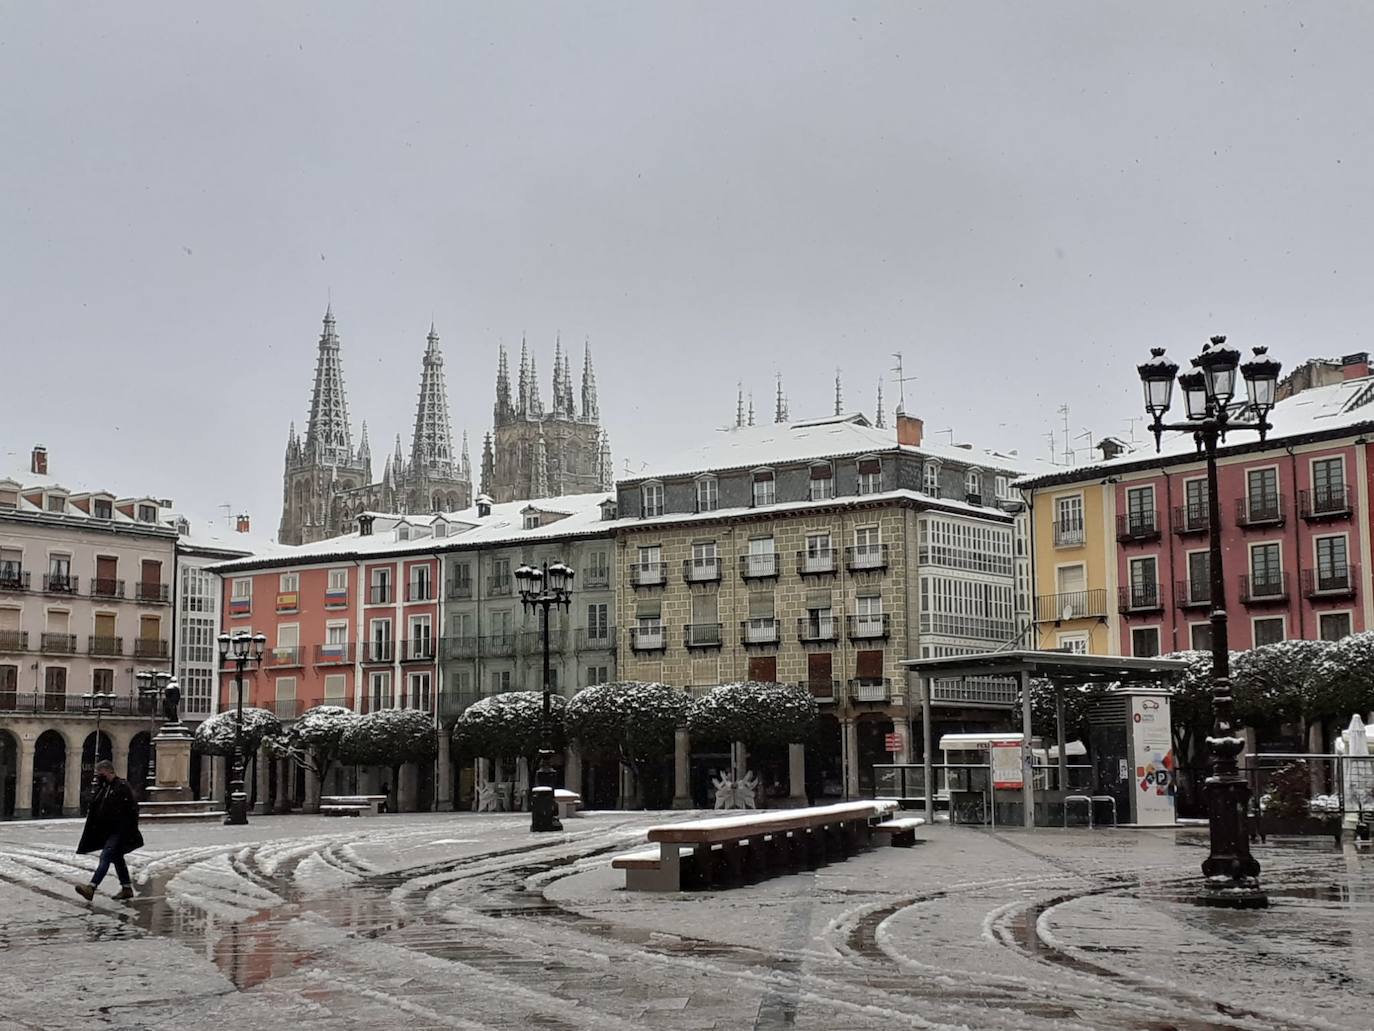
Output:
[321, 804, 367, 817]
[320, 794, 388, 816]
[612, 801, 897, 892]
[872, 816, 925, 847]
[554, 789, 582, 820]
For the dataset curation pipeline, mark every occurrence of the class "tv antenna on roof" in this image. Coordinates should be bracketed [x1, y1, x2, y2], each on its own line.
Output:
[1057, 403, 1074, 465]
[936, 427, 955, 445]
[891, 352, 918, 415]
[1122, 416, 1142, 444]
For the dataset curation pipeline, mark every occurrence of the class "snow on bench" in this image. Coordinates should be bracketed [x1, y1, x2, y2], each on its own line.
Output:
[554, 788, 583, 820]
[616, 801, 897, 892]
[872, 816, 925, 847]
[321, 804, 367, 817]
[320, 795, 387, 816]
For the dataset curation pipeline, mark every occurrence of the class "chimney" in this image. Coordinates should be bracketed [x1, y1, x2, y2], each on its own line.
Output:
[1342, 352, 1369, 381]
[30, 446, 47, 476]
[896, 414, 923, 447]
[235, 513, 251, 534]
[358, 513, 375, 536]
[476, 493, 492, 518]
[1097, 437, 1128, 461]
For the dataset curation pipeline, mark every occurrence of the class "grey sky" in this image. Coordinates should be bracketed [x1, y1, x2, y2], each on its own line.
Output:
[3, 3, 1371, 538]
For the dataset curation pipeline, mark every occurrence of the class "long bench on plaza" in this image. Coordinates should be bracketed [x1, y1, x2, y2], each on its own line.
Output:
[320, 794, 388, 817]
[612, 800, 898, 892]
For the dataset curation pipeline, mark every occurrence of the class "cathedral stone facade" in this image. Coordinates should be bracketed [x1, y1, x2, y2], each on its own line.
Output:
[279, 308, 611, 546]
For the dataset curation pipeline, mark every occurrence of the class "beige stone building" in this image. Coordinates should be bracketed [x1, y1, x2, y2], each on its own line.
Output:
[614, 413, 1031, 800]
[0, 447, 177, 817]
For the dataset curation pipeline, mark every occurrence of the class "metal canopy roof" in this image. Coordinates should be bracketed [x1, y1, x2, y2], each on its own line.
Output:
[901, 649, 1190, 684]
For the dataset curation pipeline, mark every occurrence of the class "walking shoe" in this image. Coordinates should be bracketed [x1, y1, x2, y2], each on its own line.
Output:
[74, 884, 95, 901]
[114, 886, 134, 901]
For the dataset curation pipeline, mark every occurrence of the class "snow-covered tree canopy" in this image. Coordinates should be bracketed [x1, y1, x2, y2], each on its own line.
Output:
[1313, 631, 1374, 723]
[1232, 639, 1334, 727]
[452, 691, 566, 760]
[192, 707, 281, 757]
[1023, 678, 1109, 742]
[342, 708, 437, 768]
[688, 681, 816, 748]
[270, 705, 360, 777]
[565, 681, 689, 765]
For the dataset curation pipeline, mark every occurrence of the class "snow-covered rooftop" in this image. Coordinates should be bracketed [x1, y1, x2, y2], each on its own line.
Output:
[1016, 373, 1374, 489]
[620, 413, 1047, 483]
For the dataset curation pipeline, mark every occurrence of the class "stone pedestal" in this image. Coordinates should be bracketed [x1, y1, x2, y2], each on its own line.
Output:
[253, 754, 270, 815]
[436, 733, 453, 811]
[565, 742, 583, 799]
[671, 727, 693, 809]
[304, 764, 320, 813]
[398, 762, 418, 812]
[784, 742, 808, 808]
[147, 724, 193, 803]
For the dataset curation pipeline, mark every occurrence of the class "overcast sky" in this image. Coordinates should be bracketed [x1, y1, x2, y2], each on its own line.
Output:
[3, 3, 1372, 538]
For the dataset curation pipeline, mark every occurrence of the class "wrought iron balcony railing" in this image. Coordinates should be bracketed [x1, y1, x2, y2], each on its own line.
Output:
[739, 553, 779, 580]
[1033, 589, 1108, 623]
[800, 679, 840, 702]
[136, 582, 170, 603]
[442, 635, 478, 660]
[848, 678, 891, 703]
[1236, 493, 1285, 528]
[846, 613, 891, 640]
[741, 617, 780, 645]
[797, 617, 839, 643]
[1118, 584, 1164, 614]
[368, 584, 395, 604]
[90, 577, 125, 599]
[1175, 580, 1211, 609]
[88, 635, 123, 656]
[0, 630, 28, 652]
[1116, 511, 1160, 543]
[41, 632, 77, 654]
[796, 549, 837, 576]
[683, 623, 723, 649]
[1303, 566, 1356, 598]
[43, 574, 79, 594]
[134, 638, 169, 659]
[361, 641, 395, 663]
[846, 544, 888, 572]
[1172, 503, 1210, 535]
[630, 562, 667, 588]
[486, 576, 512, 597]
[405, 581, 435, 603]
[447, 580, 474, 600]
[629, 626, 667, 652]
[0, 567, 30, 592]
[1299, 486, 1353, 521]
[576, 627, 616, 650]
[402, 639, 435, 662]
[313, 642, 354, 664]
[1052, 520, 1085, 547]
[1240, 573, 1289, 604]
[683, 557, 722, 584]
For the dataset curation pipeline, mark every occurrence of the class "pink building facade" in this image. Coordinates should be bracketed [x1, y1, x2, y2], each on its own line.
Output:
[1113, 434, 1370, 655]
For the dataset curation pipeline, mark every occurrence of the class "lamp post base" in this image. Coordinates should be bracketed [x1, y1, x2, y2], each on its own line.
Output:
[1198, 770, 1266, 908]
[1196, 880, 1269, 909]
[224, 792, 250, 826]
[530, 750, 561, 833]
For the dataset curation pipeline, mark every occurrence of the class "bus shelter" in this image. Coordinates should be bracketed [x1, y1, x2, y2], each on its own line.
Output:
[901, 650, 1189, 828]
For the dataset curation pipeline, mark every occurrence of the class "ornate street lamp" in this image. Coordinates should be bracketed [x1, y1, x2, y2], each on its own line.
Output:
[82, 689, 116, 788]
[1137, 335, 1282, 909]
[217, 630, 267, 826]
[515, 560, 574, 832]
[135, 669, 172, 795]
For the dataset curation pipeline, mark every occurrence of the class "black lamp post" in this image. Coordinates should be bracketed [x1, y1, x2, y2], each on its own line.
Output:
[1137, 335, 1282, 909]
[217, 630, 267, 826]
[514, 560, 574, 833]
[135, 669, 172, 795]
[82, 689, 115, 788]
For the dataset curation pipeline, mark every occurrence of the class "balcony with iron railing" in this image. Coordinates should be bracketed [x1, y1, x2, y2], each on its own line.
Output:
[0, 630, 27, 652]
[137, 582, 170, 604]
[314, 642, 354, 664]
[1172, 503, 1210, 536]
[402, 638, 436, 662]
[40, 632, 77, 654]
[800, 679, 840, 702]
[368, 584, 395, 604]
[684, 623, 723, 650]
[447, 579, 474, 600]
[740, 617, 780, 646]
[1116, 511, 1160, 544]
[90, 577, 125, 599]
[264, 645, 304, 667]
[361, 641, 395, 663]
[796, 549, 837, 576]
[739, 552, 779, 581]
[1303, 565, 1357, 599]
[848, 678, 892, 703]
[683, 557, 722, 584]
[1236, 493, 1285, 528]
[266, 699, 304, 720]
[43, 573, 79, 595]
[438, 691, 483, 720]
[0, 692, 148, 716]
[442, 635, 478, 659]
[1118, 583, 1164, 614]
[846, 544, 888, 573]
[406, 580, 435, 602]
[0, 567, 30, 592]
[630, 562, 667, 588]
[481, 633, 515, 658]
[576, 627, 616, 650]
[518, 629, 567, 654]
[1174, 580, 1211, 610]
[630, 626, 667, 652]
[847, 613, 891, 640]
[486, 575, 512, 597]
[1299, 485, 1353, 522]
[1240, 572, 1289, 604]
[1053, 520, 1085, 547]
[87, 635, 123, 657]
[134, 638, 169, 659]
[1033, 589, 1109, 623]
[797, 616, 839, 643]
[581, 570, 611, 590]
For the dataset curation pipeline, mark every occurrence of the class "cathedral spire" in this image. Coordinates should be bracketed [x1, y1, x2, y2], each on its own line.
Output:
[531, 428, 549, 498]
[358, 421, 372, 479]
[736, 383, 745, 428]
[460, 430, 472, 485]
[875, 380, 886, 428]
[393, 434, 405, 485]
[286, 420, 298, 458]
[409, 324, 456, 479]
[551, 337, 567, 417]
[748, 392, 755, 427]
[834, 368, 843, 416]
[517, 337, 530, 415]
[480, 431, 495, 498]
[304, 305, 354, 465]
[528, 353, 543, 416]
[495, 344, 512, 424]
[775, 375, 787, 424]
[597, 428, 613, 490]
[581, 339, 599, 422]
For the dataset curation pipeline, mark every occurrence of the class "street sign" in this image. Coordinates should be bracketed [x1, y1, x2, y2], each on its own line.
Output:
[884, 733, 901, 753]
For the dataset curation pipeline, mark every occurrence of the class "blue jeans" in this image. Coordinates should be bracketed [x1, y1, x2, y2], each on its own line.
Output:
[91, 834, 129, 887]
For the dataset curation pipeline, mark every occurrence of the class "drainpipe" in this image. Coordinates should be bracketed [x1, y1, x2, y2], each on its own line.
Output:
[1025, 488, 1037, 645]
[1160, 466, 1179, 653]
[1286, 445, 1305, 640]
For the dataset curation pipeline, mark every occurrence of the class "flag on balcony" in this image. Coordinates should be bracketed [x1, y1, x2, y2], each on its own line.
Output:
[229, 597, 251, 615]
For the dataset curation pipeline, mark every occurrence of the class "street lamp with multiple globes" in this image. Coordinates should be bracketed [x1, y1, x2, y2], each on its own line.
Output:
[514, 560, 574, 833]
[82, 688, 116, 789]
[135, 669, 173, 795]
[217, 630, 267, 826]
[1136, 334, 1282, 909]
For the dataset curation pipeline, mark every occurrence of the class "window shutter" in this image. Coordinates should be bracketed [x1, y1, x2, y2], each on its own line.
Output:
[754, 470, 774, 482]
[748, 592, 775, 618]
[747, 656, 778, 682]
[636, 600, 662, 619]
[858, 458, 881, 474]
[855, 650, 885, 678]
[810, 464, 833, 480]
[807, 652, 832, 683]
[806, 590, 833, 610]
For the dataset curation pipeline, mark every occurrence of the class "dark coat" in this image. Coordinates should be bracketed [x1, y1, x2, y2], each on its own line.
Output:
[77, 776, 144, 856]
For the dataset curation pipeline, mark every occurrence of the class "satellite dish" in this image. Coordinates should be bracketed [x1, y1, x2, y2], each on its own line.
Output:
[1062, 603, 1074, 622]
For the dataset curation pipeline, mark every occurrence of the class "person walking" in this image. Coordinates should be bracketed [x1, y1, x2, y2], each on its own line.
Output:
[75, 759, 143, 901]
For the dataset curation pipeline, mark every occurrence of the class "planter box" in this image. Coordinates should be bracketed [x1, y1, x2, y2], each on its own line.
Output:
[1257, 814, 1342, 844]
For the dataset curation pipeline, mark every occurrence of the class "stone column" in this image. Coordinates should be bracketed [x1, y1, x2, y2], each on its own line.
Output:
[198, 754, 211, 800]
[515, 756, 529, 811]
[398, 762, 418, 812]
[894, 719, 912, 765]
[15, 734, 33, 819]
[436, 732, 453, 811]
[671, 726, 693, 809]
[843, 719, 860, 800]
[63, 731, 84, 816]
[565, 741, 583, 798]
[732, 741, 748, 780]
[274, 757, 292, 813]
[303, 764, 320, 813]
[787, 742, 807, 807]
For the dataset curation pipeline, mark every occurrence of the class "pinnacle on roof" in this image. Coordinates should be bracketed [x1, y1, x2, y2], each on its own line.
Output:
[747, 392, 755, 427]
[834, 368, 843, 416]
[528, 353, 543, 415]
[581, 338, 599, 422]
[357, 421, 372, 477]
[495, 343, 512, 420]
[775, 374, 787, 424]
[875, 380, 886, 429]
[597, 427, 614, 490]
[460, 430, 472, 484]
[531, 428, 550, 497]
[303, 305, 355, 466]
[560, 337, 577, 415]
[736, 382, 745, 428]
[517, 337, 530, 414]
[552, 336, 568, 417]
[480, 431, 495, 497]
[409, 324, 456, 478]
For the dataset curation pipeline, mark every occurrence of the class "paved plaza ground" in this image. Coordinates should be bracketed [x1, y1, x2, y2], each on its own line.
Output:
[0, 811, 1370, 1030]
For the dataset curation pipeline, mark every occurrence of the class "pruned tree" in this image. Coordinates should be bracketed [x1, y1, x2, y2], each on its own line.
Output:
[1232, 639, 1335, 747]
[265, 705, 360, 807]
[192, 707, 281, 758]
[451, 691, 566, 768]
[342, 708, 438, 807]
[1313, 631, 1374, 730]
[566, 681, 689, 806]
[687, 681, 817, 751]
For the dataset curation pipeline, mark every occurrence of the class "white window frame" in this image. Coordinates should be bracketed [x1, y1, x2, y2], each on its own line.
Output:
[279, 571, 299, 592]
[1251, 614, 1286, 646]
[1189, 622, 1212, 651]
[1056, 631, 1089, 654]
[965, 469, 982, 498]
[323, 673, 347, 706]
[695, 475, 719, 512]
[752, 469, 776, 508]
[641, 481, 664, 518]
[808, 464, 834, 502]
[406, 671, 432, 710]
[1129, 625, 1161, 658]
[1318, 610, 1353, 641]
[1054, 492, 1085, 546]
[231, 578, 252, 600]
[327, 568, 348, 592]
[368, 670, 393, 710]
[923, 461, 941, 497]
[856, 457, 882, 496]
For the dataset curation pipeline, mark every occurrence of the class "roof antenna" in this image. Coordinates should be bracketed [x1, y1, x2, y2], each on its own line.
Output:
[891, 352, 916, 416]
[1057, 403, 1074, 465]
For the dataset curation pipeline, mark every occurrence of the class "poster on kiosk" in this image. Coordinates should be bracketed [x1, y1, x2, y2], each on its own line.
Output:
[1129, 691, 1175, 825]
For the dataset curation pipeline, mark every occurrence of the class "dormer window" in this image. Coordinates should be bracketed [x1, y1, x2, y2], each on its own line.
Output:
[752, 469, 775, 507]
[641, 482, 664, 518]
[397, 525, 412, 541]
[965, 469, 982, 502]
[995, 475, 1009, 499]
[857, 457, 882, 495]
[523, 511, 540, 530]
[92, 498, 112, 519]
[137, 503, 157, 523]
[47, 494, 66, 513]
[600, 499, 618, 521]
[433, 521, 448, 538]
[809, 463, 834, 501]
[923, 461, 941, 498]
[695, 475, 718, 513]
